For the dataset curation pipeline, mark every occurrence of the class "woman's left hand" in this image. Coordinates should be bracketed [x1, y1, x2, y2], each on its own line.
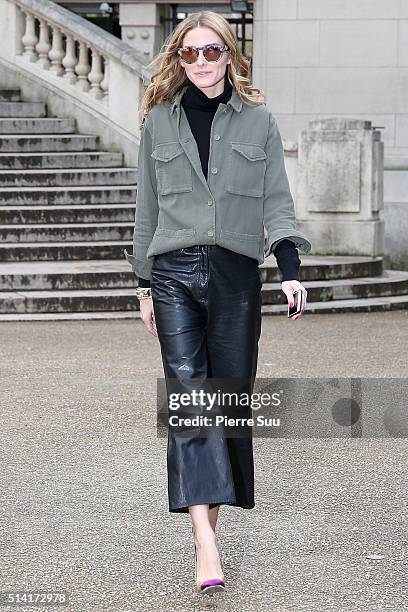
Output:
[281, 280, 308, 320]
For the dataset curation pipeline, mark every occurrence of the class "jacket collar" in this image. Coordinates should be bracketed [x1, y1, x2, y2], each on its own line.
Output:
[170, 83, 243, 115]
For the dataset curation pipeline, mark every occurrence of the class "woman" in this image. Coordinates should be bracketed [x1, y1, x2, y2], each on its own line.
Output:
[124, 11, 311, 596]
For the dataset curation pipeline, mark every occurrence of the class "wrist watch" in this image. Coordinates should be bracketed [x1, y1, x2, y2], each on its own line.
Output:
[135, 287, 152, 300]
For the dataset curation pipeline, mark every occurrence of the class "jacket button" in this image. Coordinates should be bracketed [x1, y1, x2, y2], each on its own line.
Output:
[207, 200, 213, 206]
[211, 167, 218, 174]
[207, 230, 214, 237]
[214, 134, 220, 140]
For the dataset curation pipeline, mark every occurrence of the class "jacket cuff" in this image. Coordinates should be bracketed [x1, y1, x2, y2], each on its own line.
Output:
[123, 249, 153, 281]
[264, 229, 312, 257]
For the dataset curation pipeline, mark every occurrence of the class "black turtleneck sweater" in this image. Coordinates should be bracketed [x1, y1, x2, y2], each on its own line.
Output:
[137, 74, 300, 287]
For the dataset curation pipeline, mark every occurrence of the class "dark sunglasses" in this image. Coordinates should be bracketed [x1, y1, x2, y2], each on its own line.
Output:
[177, 43, 229, 64]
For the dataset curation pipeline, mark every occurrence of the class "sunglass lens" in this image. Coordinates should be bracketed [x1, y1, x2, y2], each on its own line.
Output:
[203, 46, 222, 61]
[181, 47, 198, 64]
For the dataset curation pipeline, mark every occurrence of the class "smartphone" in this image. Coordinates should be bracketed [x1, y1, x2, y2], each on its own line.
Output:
[288, 290, 303, 318]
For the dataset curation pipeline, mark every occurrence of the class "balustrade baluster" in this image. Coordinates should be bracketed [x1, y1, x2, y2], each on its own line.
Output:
[22, 12, 38, 62]
[35, 19, 51, 69]
[100, 56, 109, 100]
[88, 48, 104, 99]
[75, 41, 91, 91]
[62, 34, 77, 84]
[49, 26, 64, 76]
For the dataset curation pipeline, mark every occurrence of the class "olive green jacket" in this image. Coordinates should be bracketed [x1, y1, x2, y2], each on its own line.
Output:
[124, 84, 312, 281]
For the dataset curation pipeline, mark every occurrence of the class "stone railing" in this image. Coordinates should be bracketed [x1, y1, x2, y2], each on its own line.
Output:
[0, 0, 152, 161]
[20, 9, 109, 100]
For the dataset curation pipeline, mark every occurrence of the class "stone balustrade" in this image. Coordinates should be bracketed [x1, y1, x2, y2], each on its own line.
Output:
[19, 5, 109, 101]
[0, 0, 152, 163]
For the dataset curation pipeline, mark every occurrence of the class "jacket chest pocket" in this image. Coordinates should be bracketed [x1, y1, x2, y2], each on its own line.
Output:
[151, 142, 193, 196]
[226, 142, 267, 198]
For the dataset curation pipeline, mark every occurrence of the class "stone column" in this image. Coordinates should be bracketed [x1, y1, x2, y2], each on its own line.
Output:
[119, 3, 165, 62]
[297, 118, 384, 256]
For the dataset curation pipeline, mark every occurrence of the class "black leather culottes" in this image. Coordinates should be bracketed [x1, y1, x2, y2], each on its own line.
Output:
[150, 245, 262, 513]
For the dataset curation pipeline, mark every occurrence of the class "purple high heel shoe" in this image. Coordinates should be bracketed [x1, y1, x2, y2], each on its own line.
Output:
[194, 542, 225, 595]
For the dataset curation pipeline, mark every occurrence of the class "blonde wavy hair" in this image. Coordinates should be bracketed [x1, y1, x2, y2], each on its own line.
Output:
[139, 10, 265, 128]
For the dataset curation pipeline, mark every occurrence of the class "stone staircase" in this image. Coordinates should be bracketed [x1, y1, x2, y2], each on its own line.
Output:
[0, 87, 408, 320]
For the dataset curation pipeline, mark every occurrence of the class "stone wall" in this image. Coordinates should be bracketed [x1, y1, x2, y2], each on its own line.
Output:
[253, 0, 407, 153]
[253, 0, 408, 267]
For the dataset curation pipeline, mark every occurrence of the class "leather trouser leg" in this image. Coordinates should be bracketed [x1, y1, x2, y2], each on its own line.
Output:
[150, 245, 262, 513]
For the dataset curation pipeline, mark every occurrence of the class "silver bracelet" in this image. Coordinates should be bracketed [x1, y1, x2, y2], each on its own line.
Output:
[135, 287, 152, 300]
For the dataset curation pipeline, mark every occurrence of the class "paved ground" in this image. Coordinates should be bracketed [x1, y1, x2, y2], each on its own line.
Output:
[1, 310, 407, 612]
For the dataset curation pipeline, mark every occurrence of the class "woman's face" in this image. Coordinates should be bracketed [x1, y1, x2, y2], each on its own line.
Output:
[178, 26, 231, 93]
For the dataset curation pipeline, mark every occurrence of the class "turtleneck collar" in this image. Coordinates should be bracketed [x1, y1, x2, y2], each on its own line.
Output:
[181, 72, 233, 111]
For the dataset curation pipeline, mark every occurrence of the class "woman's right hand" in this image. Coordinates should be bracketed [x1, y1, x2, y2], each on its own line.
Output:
[139, 298, 158, 337]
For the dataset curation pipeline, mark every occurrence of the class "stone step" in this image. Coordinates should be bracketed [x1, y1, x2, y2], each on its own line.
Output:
[0, 259, 405, 299]
[0, 311, 141, 320]
[0, 257, 376, 290]
[0, 259, 134, 291]
[0, 102, 47, 118]
[0, 167, 137, 187]
[0, 151, 124, 169]
[0, 185, 136, 205]
[0, 204, 135, 224]
[0, 248, 384, 281]
[0, 287, 138, 314]
[262, 255, 383, 281]
[0, 222, 133, 242]
[0, 134, 99, 152]
[261, 294, 408, 316]
[0, 240, 131, 261]
[0, 287, 408, 317]
[262, 270, 408, 303]
[0, 89, 20, 102]
[0, 118, 76, 134]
